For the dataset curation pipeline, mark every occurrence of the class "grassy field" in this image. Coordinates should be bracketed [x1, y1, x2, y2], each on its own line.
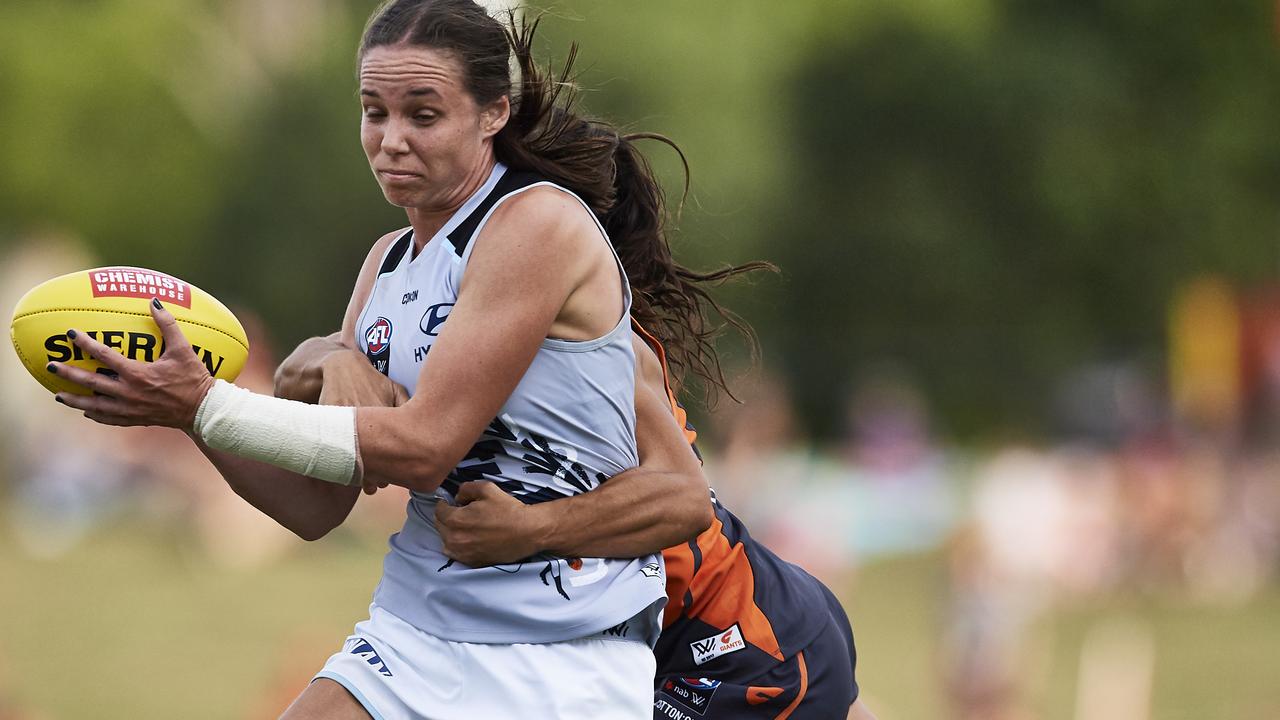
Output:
[1, 525, 1277, 719]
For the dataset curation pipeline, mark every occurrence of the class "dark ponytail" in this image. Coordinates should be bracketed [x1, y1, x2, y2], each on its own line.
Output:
[361, 1, 774, 402]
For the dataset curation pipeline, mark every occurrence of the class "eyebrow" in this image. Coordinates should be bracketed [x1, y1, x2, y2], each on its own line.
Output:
[359, 87, 442, 98]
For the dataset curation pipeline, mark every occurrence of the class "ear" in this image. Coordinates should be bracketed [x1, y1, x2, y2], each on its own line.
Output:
[480, 95, 510, 139]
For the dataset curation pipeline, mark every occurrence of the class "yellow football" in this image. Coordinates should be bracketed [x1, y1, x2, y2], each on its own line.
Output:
[10, 266, 249, 395]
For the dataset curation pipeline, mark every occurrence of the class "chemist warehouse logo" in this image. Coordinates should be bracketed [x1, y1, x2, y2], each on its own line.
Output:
[689, 624, 745, 665]
[89, 267, 192, 308]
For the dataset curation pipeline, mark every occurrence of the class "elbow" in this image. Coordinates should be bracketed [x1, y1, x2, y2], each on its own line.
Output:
[290, 514, 344, 542]
[291, 517, 337, 540]
[687, 495, 715, 539]
[287, 496, 352, 541]
[294, 525, 331, 542]
[671, 478, 714, 543]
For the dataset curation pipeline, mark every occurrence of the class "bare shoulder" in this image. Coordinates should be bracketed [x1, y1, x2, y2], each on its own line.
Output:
[482, 185, 600, 255]
[340, 227, 411, 343]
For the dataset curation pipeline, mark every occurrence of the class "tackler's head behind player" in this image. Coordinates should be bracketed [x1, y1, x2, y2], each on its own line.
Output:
[357, 0, 511, 212]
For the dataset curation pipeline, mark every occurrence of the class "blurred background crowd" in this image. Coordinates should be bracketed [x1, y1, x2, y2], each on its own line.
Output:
[1, 1, 1278, 718]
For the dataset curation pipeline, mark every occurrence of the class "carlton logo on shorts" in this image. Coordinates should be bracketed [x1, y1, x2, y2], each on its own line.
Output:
[345, 637, 393, 677]
[689, 623, 746, 665]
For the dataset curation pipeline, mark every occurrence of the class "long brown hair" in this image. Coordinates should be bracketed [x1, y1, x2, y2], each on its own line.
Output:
[360, 0, 774, 402]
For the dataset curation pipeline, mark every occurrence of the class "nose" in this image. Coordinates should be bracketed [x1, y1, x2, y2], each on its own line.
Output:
[381, 117, 411, 156]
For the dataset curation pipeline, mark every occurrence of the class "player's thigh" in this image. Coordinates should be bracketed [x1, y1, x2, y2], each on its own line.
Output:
[280, 678, 373, 720]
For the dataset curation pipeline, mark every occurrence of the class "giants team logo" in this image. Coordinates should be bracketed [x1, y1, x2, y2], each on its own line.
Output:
[689, 624, 746, 665]
[364, 317, 393, 375]
[89, 267, 192, 308]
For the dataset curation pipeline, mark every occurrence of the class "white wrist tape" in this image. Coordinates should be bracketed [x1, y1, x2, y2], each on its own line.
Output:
[194, 379, 359, 486]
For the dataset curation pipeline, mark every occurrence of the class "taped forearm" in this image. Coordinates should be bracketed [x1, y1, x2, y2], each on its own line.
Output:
[193, 379, 360, 486]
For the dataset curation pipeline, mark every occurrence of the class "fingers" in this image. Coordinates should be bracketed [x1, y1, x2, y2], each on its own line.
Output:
[149, 299, 193, 355]
[455, 479, 483, 502]
[65, 328, 131, 375]
[48, 361, 120, 397]
[453, 479, 501, 502]
[54, 391, 138, 426]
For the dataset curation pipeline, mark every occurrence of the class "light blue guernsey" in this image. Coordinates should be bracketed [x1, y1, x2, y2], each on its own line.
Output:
[355, 163, 666, 645]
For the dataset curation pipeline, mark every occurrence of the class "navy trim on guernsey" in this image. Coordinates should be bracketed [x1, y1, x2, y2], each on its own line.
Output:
[379, 230, 414, 275]
[446, 170, 545, 256]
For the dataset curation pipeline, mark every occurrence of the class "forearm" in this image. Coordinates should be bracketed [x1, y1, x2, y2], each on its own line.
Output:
[355, 405, 456, 493]
[530, 469, 712, 558]
[189, 433, 358, 541]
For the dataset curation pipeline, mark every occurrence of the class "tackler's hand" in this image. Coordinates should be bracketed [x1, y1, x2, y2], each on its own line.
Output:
[435, 481, 549, 566]
[50, 298, 216, 429]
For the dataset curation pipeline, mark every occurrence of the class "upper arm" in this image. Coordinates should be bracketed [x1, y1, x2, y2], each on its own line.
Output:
[393, 190, 596, 468]
[339, 229, 407, 347]
[632, 333, 702, 473]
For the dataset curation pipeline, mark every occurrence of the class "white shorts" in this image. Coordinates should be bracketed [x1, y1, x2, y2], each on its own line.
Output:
[315, 604, 656, 720]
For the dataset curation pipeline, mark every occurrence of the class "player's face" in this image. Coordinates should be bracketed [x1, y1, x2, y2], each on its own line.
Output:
[359, 45, 508, 211]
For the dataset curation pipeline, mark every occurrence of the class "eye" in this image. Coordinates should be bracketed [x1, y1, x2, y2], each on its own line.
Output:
[414, 112, 438, 124]
[362, 106, 386, 120]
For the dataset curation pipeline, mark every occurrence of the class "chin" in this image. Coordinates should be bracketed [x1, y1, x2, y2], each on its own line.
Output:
[381, 187, 424, 208]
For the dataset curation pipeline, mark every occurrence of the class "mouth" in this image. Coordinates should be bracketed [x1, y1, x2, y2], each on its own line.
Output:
[378, 169, 422, 182]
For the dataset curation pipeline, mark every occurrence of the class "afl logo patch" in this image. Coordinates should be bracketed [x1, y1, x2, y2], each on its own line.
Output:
[365, 317, 393, 353]
[419, 303, 454, 337]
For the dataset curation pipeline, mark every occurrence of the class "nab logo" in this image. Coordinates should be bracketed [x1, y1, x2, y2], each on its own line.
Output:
[365, 317, 392, 353]
[640, 562, 662, 579]
[660, 677, 720, 716]
[419, 303, 454, 336]
[689, 624, 746, 666]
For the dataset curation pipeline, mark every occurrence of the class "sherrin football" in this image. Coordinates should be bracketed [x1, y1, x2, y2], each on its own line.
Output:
[10, 266, 249, 396]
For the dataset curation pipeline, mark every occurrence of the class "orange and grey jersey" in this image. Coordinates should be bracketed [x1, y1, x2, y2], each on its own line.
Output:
[357, 163, 665, 645]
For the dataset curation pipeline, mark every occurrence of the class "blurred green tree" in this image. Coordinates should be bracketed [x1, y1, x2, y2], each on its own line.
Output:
[774, 0, 1280, 438]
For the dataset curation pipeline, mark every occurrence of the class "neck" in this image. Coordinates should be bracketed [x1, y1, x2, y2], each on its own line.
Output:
[405, 153, 498, 251]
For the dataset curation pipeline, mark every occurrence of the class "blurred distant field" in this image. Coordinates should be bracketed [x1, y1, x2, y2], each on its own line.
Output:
[1, 525, 1276, 720]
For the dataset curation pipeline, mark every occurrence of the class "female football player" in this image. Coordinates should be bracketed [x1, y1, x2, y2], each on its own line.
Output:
[49, 1, 744, 717]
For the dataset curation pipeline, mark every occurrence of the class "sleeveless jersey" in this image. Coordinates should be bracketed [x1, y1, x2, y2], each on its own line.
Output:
[356, 163, 666, 645]
[633, 325, 837, 677]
